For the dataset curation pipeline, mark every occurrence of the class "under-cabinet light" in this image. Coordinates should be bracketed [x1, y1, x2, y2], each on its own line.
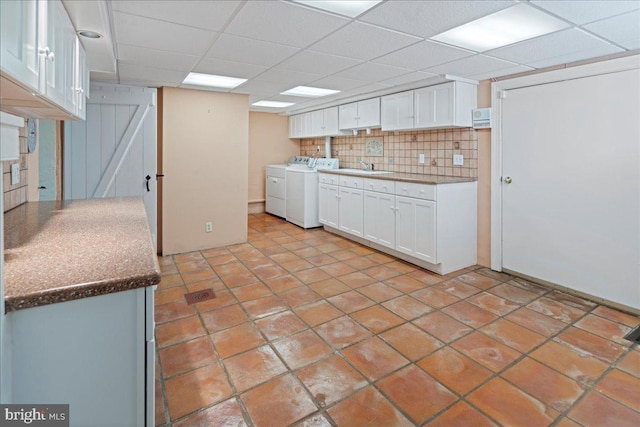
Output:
[182, 72, 247, 89]
[430, 3, 569, 52]
[77, 30, 103, 39]
[281, 86, 340, 97]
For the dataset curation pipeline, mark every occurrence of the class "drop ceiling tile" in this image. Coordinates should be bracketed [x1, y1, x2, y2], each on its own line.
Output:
[333, 62, 412, 82]
[117, 44, 200, 71]
[206, 34, 299, 68]
[424, 54, 521, 78]
[113, 12, 216, 55]
[487, 28, 623, 65]
[379, 71, 439, 86]
[617, 38, 640, 50]
[260, 94, 305, 104]
[308, 21, 422, 61]
[231, 80, 294, 95]
[359, 0, 515, 38]
[193, 58, 268, 79]
[372, 40, 476, 70]
[121, 79, 179, 88]
[309, 75, 369, 91]
[90, 71, 118, 83]
[118, 63, 189, 84]
[525, 45, 626, 69]
[111, 0, 242, 31]
[467, 65, 535, 81]
[531, 1, 640, 25]
[583, 9, 640, 48]
[224, 0, 349, 48]
[255, 68, 324, 86]
[278, 51, 364, 75]
[343, 82, 394, 97]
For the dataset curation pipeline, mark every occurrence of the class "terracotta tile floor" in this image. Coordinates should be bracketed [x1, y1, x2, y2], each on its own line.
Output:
[155, 213, 640, 427]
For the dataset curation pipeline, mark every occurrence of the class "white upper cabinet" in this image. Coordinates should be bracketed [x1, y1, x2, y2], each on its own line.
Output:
[74, 39, 87, 120]
[0, 0, 87, 120]
[382, 82, 477, 131]
[380, 90, 414, 131]
[338, 98, 380, 130]
[0, 0, 40, 91]
[289, 107, 342, 138]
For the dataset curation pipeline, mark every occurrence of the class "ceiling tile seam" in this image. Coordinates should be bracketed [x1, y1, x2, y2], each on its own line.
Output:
[571, 26, 635, 52]
[183, 0, 249, 86]
[225, 6, 361, 94]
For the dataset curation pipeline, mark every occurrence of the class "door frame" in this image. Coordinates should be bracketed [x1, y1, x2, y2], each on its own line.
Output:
[490, 54, 640, 271]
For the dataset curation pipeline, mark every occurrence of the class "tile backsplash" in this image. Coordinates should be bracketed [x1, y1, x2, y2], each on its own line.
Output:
[299, 127, 478, 178]
[3, 121, 29, 212]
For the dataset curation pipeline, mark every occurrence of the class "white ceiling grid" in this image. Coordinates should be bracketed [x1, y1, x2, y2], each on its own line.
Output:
[95, 0, 640, 113]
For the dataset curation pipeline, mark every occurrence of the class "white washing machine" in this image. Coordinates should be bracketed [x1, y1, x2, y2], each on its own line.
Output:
[286, 158, 339, 228]
[265, 156, 310, 219]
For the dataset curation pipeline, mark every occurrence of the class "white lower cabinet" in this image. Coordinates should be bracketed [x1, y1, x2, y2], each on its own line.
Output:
[338, 187, 364, 237]
[319, 183, 339, 228]
[364, 190, 395, 249]
[395, 195, 437, 263]
[319, 173, 476, 274]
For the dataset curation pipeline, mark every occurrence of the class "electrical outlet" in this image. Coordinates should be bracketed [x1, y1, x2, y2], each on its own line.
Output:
[205, 222, 213, 233]
[419, 154, 425, 164]
[453, 154, 464, 166]
[11, 163, 20, 185]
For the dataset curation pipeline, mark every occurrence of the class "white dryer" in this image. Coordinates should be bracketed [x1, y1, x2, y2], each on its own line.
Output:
[265, 156, 310, 218]
[286, 158, 339, 228]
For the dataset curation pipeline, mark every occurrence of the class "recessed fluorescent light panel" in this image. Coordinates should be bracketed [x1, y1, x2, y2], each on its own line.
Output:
[252, 101, 295, 108]
[431, 3, 570, 52]
[182, 72, 247, 89]
[281, 86, 340, 97]
[293, 0, 382, 17]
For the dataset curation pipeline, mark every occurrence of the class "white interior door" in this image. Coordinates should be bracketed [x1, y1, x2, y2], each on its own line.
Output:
[501, 69, 640, 309]
[64, 84, 157, 247]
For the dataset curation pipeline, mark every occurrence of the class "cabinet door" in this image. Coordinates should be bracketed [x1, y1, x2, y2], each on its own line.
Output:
[300, 112, 313, 138]
[364, 191, 395, 249]
[395, 196, 416, 256]
[289, 114, 300, 138]
[62, 15, 77, 114]
[310, 109, 324, 137]
[319, 184, 339, 228]
[323, 107, 340, 136]
[381, 90, 414, 131]
[414, 86, 436, 128]
[0, 0, 39, 91]
[433, 82, 454, 127]
[414, 198, 437, 263]
[357, 98, 380, 128]
[74, 39, 86, 120]
[338, 102, 358, 129]
[42, 0, 68, 108]
[339, 188, 363, 237]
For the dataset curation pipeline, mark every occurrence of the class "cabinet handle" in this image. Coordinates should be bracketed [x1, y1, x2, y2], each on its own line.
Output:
[383, 185, 387, 190]
[38, 47, 50, 56]
[272, 178, 277, 183]
[48, 51, 55, 62]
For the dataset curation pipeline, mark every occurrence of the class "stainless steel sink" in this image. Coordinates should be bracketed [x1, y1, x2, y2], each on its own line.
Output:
[338, 169, 393, 175]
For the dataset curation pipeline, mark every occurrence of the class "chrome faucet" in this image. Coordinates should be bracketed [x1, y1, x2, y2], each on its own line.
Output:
[359, 160, 372, 171]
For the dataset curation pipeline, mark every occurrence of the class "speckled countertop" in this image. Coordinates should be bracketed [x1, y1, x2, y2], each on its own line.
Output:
[320, 169, 477, 184]
[4, 198, 161, 312]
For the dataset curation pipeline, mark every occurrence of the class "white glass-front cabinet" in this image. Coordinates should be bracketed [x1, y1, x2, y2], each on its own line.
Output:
[0, 0, 40, 91]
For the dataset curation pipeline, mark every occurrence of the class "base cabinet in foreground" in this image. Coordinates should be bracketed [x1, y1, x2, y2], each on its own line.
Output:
[8, 287, 156, 427]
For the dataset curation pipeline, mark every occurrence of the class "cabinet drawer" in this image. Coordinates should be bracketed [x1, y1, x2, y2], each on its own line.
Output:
[364, 178, 394, 194]
[395, 181, 436, 201]
[340, 175, 365, 189]
[319, 173, 340, 185]
[266, 176, 286, 198]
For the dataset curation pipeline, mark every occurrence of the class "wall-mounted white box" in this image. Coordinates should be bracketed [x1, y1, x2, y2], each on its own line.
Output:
[472, 108, 491, 129]
[11, 164, 20, 185]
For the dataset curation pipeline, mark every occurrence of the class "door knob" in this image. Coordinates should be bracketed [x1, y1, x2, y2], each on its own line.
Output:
[145, 175, 151, 192]
[503, 177, 512, 184]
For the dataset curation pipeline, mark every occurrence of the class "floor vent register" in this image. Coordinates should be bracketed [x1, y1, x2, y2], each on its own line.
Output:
[624, 325, 640, 344]
[184, 289, 216, 305]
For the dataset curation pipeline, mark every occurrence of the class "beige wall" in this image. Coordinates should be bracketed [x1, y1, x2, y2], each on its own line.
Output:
[161, 87, 249, 255]
[476, 80, 492, 267]
[248, 112, 299, 212]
